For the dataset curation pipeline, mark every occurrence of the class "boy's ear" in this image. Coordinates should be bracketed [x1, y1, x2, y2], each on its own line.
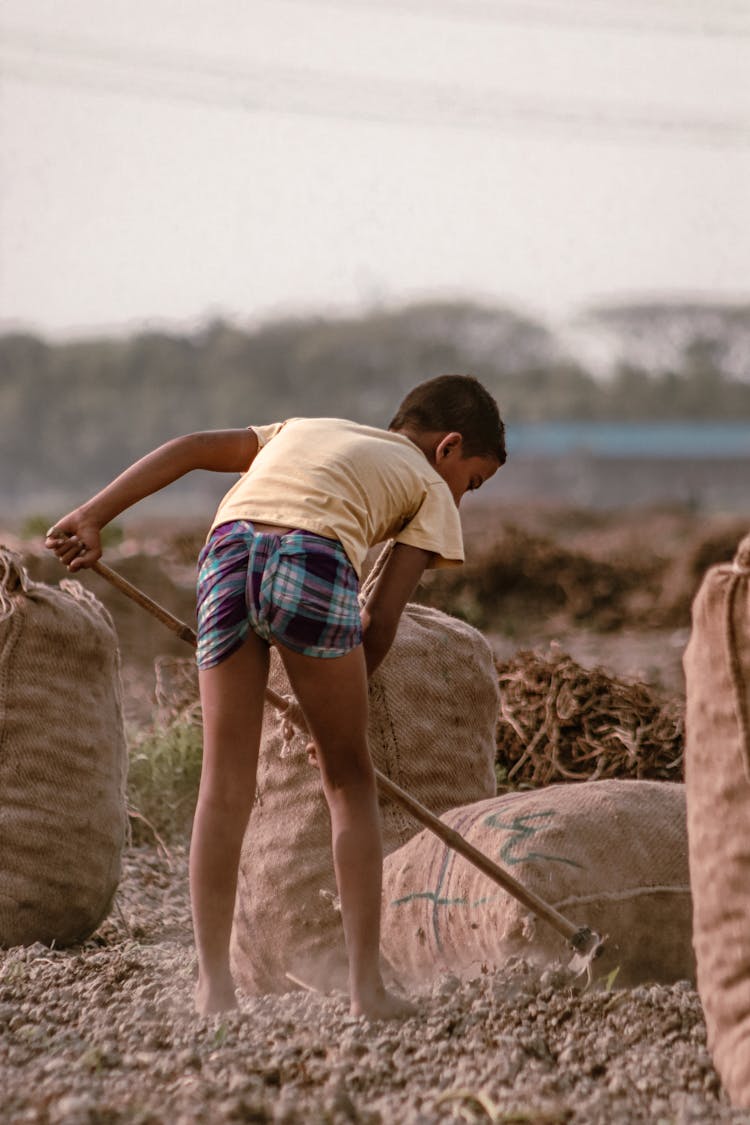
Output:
[435, 431, 464, 461]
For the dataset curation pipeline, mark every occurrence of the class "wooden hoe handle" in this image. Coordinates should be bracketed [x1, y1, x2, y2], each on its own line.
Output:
[88, 556, 602, 960]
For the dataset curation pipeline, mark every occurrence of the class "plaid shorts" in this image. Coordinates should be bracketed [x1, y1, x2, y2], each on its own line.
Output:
[196, 520, 363, 670]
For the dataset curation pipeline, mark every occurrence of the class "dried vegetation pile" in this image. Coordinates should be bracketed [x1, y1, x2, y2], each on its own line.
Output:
[495, 649, 685, 789]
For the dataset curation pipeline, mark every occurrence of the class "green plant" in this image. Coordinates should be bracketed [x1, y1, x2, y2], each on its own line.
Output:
[127, 719, 203, 844]
[603, 965, 621, 991]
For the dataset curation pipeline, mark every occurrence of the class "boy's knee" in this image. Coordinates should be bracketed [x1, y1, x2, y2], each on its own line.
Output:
[319, 751, 375, 795]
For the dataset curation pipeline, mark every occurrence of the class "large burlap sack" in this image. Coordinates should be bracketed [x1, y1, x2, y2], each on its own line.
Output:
[684, 531, 750, 1108]
[0, 549, 128, 947]
[231, 600, 499, 994]
[381, 778, 693, 988]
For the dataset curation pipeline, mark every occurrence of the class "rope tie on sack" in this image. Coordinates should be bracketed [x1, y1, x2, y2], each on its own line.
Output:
[731, 539, 750, 577]
[359, 540, 395, 604]
[0, 547, 111, 623]
[0, 547, 35, 623]
[277, 695, 310, 757]
[724, 535, 750, 781]
[59, 577, 107, 614]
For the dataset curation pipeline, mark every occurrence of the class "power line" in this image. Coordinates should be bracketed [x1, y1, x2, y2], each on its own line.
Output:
[282, 0, 750, 38]
[2, 28, 748, 148]
[293, 0, 750, 38]
[534, 0, 750, 10]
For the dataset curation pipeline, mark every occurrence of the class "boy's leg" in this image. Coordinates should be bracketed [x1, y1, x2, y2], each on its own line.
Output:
[193, 631, 269, 1015]
[278, 643, 413, 1020]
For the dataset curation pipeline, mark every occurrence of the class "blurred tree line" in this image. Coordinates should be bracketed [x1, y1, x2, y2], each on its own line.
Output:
[3, 300, 749, 506]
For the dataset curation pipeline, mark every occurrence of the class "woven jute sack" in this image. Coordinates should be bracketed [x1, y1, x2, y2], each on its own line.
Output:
[684, 531, 750, 1108]
[231, 598, 499, 994]
[380, 778, 693, 988]
[0, 549, 128, 947]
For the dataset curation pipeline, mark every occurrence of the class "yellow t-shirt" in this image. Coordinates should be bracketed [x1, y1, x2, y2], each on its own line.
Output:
[209, 417, 464, 578]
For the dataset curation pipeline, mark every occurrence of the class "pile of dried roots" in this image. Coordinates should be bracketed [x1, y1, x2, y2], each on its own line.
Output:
[495, 648, 685, 788]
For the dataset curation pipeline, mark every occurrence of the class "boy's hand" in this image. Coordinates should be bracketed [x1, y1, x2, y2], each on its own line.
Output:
[44, 513, 103, 571]
[306, 741, 320, 769]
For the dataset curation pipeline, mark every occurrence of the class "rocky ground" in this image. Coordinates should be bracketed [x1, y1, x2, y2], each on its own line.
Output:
[1, 846, 749, 1125]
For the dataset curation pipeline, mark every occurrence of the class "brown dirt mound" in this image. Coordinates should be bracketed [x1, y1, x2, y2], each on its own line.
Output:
[419, 524, 661, 632]
[495, 647, 684, 788]
[422, 511, 749, 634]
[655, 518, 750, 627]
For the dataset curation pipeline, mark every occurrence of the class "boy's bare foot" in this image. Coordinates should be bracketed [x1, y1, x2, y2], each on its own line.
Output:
[350, 984, 416, 1021]
[195, 977, 238, 1016]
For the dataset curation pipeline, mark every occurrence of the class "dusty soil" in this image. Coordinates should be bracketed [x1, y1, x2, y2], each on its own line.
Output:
[2, 847, 748, 1125]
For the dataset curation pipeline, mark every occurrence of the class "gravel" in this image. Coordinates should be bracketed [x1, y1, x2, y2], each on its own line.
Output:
[1, 846, 749, 1124]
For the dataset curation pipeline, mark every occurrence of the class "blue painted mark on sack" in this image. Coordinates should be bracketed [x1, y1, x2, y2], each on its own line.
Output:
[483, 810, 583, 869]
[387, 807, 582, 956]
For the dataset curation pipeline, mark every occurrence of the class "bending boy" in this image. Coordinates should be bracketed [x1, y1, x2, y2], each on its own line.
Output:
[46, 374, 506, 1020]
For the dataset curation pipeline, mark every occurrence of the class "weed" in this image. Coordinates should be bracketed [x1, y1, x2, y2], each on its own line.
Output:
[604, 965, 621, 991]
[127, 719, 203, 844]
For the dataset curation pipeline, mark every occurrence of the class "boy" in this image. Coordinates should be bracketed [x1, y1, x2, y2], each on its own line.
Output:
[46, 374, 505, 1020]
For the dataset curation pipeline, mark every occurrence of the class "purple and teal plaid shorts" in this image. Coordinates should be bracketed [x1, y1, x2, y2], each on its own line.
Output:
[196, 520, 363, 670]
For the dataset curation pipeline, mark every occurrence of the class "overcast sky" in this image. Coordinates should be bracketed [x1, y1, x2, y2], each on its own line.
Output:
[1, 0, 749, 338]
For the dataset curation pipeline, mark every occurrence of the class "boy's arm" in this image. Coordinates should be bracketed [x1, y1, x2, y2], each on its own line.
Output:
[46, 427, 259, 571]
[360, 542, 434, 677]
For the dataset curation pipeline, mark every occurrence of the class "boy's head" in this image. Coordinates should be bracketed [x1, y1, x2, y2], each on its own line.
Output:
[389, 374, 506, 465]
[389, 374, 506, 503]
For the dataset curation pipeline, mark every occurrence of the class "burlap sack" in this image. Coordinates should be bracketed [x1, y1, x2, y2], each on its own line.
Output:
[381, 778, 693, 988]
[0, 549, 128, 947]
[684, 531, 750, 1107]
[231, 600, 499, 994]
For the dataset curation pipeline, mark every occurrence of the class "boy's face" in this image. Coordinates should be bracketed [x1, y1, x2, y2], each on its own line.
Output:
[435, 438, 500, 505]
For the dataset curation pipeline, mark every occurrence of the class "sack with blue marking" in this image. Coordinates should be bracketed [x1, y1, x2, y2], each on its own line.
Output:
[381, 778, 693, 987]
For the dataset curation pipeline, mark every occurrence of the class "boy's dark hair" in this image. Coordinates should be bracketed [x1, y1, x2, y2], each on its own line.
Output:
[389, 374, 506, 464]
